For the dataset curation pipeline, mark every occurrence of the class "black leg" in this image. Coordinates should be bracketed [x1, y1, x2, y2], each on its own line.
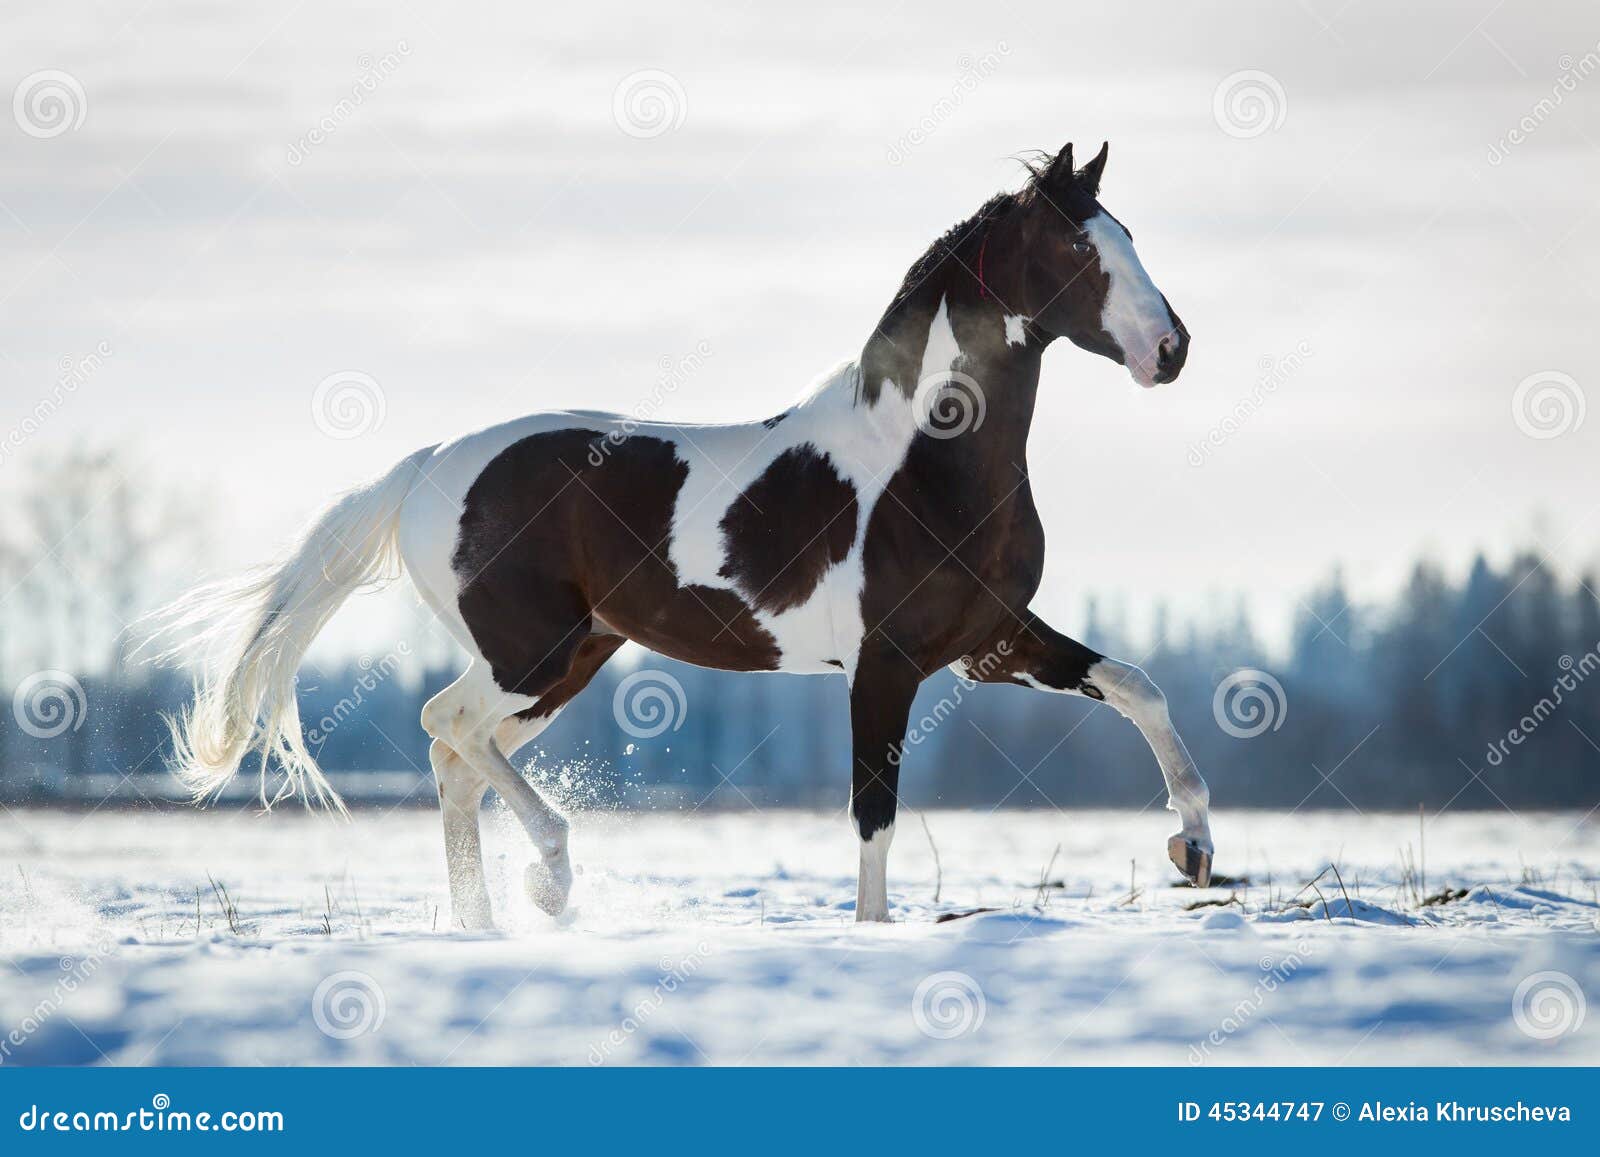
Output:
[849, 647, 923, 922]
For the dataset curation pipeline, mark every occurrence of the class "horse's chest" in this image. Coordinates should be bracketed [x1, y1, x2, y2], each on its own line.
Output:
[857, 460, 1045, 666]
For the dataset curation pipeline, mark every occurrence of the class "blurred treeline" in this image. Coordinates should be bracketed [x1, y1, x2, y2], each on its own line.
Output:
[2, 450, 1597, 810]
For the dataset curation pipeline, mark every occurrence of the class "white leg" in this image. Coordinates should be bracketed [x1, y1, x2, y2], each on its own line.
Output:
[429, 738, 493, 931]
[1084, 658, 1214, 877]
[423, 665, 576, 916]
[856, 823, 895, 923]
[490, 711, 577, 916]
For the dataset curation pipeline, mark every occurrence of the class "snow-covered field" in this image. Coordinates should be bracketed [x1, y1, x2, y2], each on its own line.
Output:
[2, 804, 1597, 1066]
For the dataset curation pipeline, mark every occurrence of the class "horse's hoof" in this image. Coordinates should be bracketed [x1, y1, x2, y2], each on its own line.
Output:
[1168, 835, 1213, 888]
[525, 858, 572, 917]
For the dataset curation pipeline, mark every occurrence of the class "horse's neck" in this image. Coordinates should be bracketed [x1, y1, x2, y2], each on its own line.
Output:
[854, 287, 1045, 469]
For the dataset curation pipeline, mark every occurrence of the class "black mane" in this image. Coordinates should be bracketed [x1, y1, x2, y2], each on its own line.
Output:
[882, 156, 1066, 317]
[884, 191, 1015, 316]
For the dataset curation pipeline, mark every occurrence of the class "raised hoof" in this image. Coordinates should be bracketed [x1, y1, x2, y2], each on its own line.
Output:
[1168, 835, 1213, 888]
[525, 857, 572, 918]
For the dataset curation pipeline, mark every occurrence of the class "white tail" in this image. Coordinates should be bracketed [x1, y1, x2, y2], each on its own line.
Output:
[138, 446, 436, 812]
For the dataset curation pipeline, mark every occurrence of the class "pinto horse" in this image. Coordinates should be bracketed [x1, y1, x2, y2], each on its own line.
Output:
[149, 141, 1213, 927]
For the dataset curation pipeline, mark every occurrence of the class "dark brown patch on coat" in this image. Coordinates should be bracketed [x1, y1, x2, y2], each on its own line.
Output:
[514, 632, 627, 721]
[453, 429, 780, 695]
[717, 444, 858, 615]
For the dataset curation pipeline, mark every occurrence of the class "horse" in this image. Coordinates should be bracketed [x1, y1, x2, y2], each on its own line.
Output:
[146, 140, 1213, 928]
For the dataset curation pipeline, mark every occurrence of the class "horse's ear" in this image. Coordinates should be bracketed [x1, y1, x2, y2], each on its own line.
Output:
[1077, 141, 1109, 195]
[1043, 142, 1075, 186]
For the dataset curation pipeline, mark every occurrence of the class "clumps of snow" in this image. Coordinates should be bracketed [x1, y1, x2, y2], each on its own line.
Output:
[1253, 897, 1414, 925]
[1462, 884, 1598, 910]
[1306, 896, 1416, 925]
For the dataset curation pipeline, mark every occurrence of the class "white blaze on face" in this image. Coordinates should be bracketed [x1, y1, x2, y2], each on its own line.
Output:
[1083, 211, 1174, 387]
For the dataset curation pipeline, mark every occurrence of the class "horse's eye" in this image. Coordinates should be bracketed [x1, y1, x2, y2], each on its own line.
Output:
[1072, 239, 1092, 256]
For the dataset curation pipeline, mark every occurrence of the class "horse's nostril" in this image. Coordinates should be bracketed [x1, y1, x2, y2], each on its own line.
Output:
[1156, 331, 1185, 368]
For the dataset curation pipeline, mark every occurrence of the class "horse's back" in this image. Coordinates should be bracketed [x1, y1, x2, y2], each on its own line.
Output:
[397, 408, 793, 679]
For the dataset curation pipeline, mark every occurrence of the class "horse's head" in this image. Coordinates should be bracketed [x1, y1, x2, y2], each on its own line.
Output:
[1010, 142, 1188, 387]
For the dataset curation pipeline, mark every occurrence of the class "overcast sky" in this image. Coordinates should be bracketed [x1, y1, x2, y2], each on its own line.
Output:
[3, 0, 1598, 655]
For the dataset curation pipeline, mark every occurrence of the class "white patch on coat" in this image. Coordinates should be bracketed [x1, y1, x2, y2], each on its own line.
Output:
[1083, 211, 1173, 387]
[1003, 314, 1029, 347]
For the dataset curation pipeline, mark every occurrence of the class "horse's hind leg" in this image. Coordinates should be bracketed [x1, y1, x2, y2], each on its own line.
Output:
[428, 736, 493, 931]
[491, 633, 626, 913]
[424, 633, 624, 919]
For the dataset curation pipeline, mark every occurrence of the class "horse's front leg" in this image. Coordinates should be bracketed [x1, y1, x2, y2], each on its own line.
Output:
[960, 611, 1214, 886]
[848, 647, 923, 922]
